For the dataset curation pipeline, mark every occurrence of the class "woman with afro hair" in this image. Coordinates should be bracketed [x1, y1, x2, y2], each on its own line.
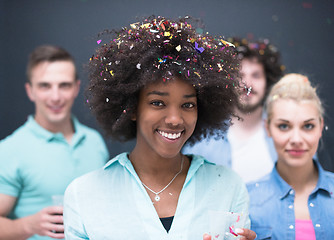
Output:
[63, 16, 256, 240]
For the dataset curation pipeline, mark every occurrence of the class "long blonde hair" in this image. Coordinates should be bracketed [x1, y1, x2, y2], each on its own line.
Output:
[265, 73, 324, 121]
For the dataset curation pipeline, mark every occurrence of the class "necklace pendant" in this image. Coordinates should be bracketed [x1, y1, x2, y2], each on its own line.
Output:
[154, 195, 160, 201]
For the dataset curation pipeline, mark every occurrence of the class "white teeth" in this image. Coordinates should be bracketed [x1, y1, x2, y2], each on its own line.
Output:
[158, 130, 182, 140]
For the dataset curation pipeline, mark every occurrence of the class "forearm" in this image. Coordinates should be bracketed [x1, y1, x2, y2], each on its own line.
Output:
[0, 216, 33, 240]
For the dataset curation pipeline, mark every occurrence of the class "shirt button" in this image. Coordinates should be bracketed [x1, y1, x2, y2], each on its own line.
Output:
[289, 225, 294, 229]
[288, 205, 293, 209]
[289, 190, 294, 195]
[315, 224, 321, 227]
[309, 203, 314, 207]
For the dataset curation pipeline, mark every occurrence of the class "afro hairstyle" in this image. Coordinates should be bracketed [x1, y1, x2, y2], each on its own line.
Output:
[87, 16, 241, 144]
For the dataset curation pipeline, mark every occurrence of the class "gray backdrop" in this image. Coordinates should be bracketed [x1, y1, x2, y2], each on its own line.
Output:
[1, 0, 333, 170]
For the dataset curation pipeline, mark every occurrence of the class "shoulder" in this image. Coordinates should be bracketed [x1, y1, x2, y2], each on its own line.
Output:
[75, 121, 105, 141]
[323, 169, 334, 179]
[247, 174, 272, 191]
[192, 154, 244, 186]
[65, 167, 106, 197]
[246, 174, 276, 205]
[0, 124, 29, 152]
[322, 170, 334, 190]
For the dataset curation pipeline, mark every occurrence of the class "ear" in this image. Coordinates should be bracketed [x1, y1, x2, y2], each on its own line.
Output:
[74, 80, 81, 98]
[131, 112, 136, 121]
[264, 118, 272, 137]
[25, 82, 35, 102]
[319, 117, 324, 138]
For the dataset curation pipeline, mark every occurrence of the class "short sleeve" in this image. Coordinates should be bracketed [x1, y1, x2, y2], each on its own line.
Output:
[0, 144, 22, 197]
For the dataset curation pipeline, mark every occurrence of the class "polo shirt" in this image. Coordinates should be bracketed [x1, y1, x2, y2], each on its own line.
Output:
[64, 153, 250, 240]
[0, 115, 109, 240]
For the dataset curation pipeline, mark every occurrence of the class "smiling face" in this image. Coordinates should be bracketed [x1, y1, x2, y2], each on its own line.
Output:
[266, 99, 323, 169]
[25, 61, 80, 131]
[237, 58, 267, 113]
[134, 77, 198, 159]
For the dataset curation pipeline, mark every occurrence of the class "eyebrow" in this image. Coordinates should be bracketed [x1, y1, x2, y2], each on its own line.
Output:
[147, 91, 196, 98]
[277, 118, 316, 123]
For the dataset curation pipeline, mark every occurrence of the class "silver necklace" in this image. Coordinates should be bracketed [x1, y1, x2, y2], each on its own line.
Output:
[141, 155, 184, 202]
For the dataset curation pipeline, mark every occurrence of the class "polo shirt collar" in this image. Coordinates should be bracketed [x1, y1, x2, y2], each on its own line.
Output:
[271, 160, 332, 200]
[26, 115, 86, 145]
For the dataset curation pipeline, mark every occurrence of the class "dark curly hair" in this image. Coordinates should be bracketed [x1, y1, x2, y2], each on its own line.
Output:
[87, 16, 241, 144]
[227, 37, 284, 97]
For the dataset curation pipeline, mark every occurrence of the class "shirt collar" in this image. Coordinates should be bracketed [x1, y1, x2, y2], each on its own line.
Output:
[103, 153, 213, 186]
[271, 165, 293, 199]
[271, 160, 333, 200]
[26, 115, 86, 144]
[313, 160, 333, 197]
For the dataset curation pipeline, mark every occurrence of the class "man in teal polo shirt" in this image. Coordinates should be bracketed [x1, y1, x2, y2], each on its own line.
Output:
[0, 45, 109, 239]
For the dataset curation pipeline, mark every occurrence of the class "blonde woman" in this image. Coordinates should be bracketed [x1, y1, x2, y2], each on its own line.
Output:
[247, 73, 334, 239]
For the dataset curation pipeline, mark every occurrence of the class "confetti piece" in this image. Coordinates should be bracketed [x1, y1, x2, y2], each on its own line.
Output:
[195, 42, 205, 53]
[97, 40, 102, 44]
[106, 98, 109, 102]
[136, 63, 141, 69]
[221, 40, 235, 47]
[110, 70, 114, 76]
[175, 45, 181, 51]
[194, 72, 201, 78]
[229, 227, 238, 237]
[164, 32, 171, 37]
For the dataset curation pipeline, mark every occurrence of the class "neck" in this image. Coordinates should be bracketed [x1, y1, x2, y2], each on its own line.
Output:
[34, 115, 74, 143]
[276, 159, 318, 192]
[129, 148, 183, 176]
[230, 106, 263, 138]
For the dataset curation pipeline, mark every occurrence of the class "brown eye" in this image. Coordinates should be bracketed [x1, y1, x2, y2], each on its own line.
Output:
[182, 102, 196, 109]
[150, 101, 164, 107]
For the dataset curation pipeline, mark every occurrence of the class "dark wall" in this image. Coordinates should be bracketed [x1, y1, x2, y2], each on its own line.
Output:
[1, 0, 334, 166]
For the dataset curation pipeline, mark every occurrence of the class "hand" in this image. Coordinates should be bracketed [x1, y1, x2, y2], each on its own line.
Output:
[203, 228, 256, 240]
[203, 233, 211, 240]
[24, 206, 65, 239]
[236, 228, 257, 240]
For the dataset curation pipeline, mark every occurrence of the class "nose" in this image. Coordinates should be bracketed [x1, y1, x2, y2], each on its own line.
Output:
[165, 107, 184, 127]
[290, 129, 303, 145]
[50, 87, 61, 102]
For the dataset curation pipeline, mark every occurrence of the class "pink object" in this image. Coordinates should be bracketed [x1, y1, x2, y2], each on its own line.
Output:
[229, 226, 238, 237]
[295, 219, 316, 240]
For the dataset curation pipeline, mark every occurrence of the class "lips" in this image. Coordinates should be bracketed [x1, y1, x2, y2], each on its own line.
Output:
[48, 105, 64, 113]
[157, 130, 182, 140]
[286, 149, 307, 157]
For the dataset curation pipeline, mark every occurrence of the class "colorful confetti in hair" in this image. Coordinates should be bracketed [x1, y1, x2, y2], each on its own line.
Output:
[87, 16, 241, 142]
